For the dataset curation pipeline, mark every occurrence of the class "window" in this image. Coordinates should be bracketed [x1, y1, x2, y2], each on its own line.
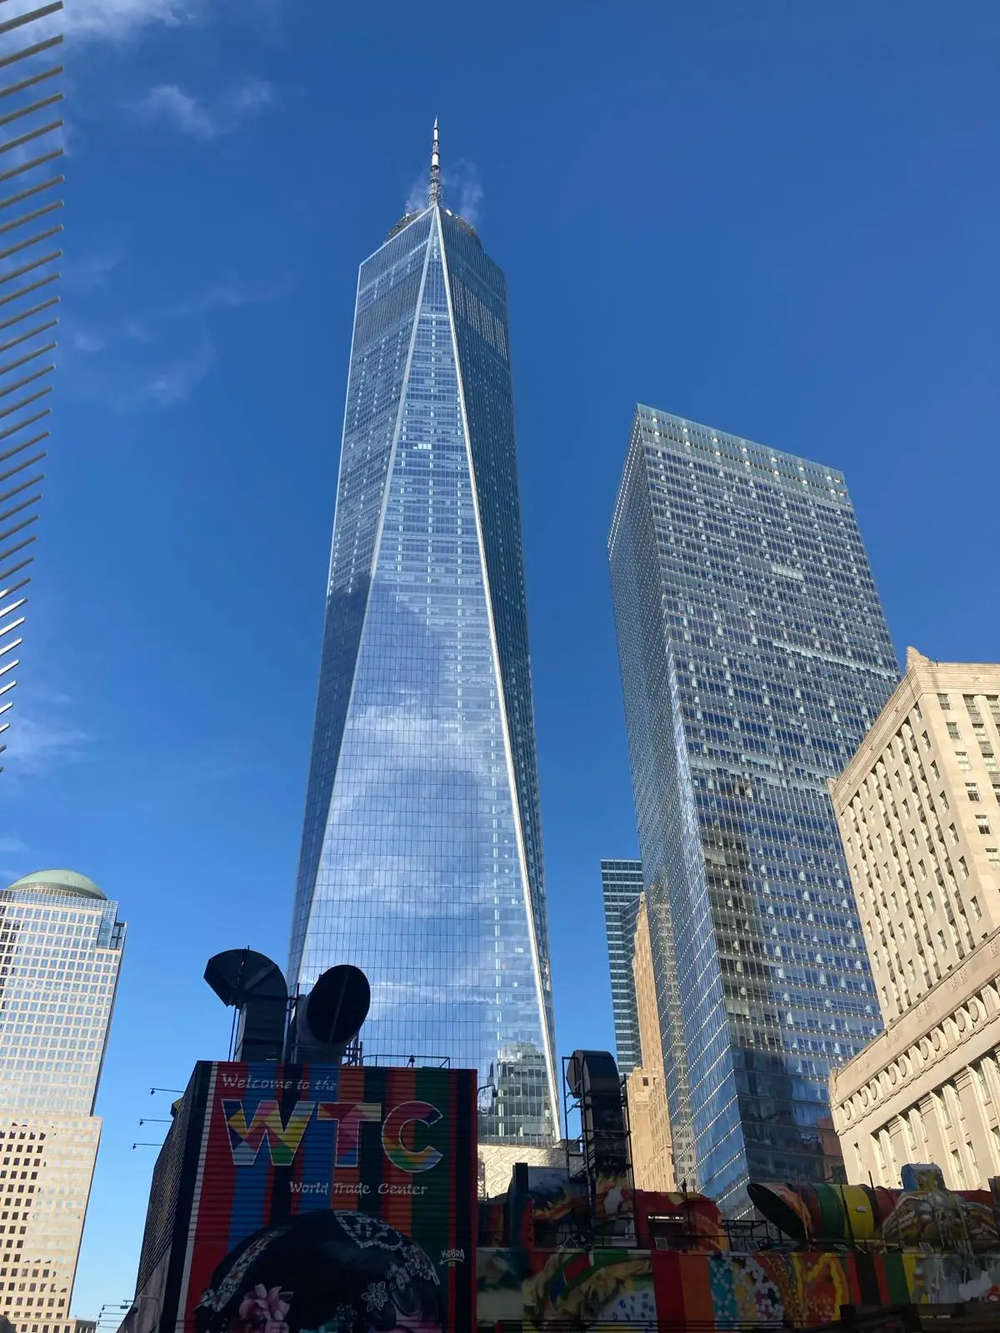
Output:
[957, 752, 972, 771]
[965, 695, 980, 714]
[967, 783, 982, 803]
[903, 1115, 918, 1153]
[939, 693, 952, 711]
[987, 849, 1000, 867]
[978, 818, 992, 835]
[875, 1134, 888, 1173]
[971, 895, 983, 920]
[951, 1149, 965, 1187]
[948, 721, 961, 739]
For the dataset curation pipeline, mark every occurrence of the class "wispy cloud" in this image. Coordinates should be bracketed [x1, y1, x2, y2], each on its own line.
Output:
[66, 0, 205, 40]
[168, 274, 295, 318]
[64, 250, 126, 292]
[4, 711, 90, 777]
[404, 161, 484, 229]
[1, 0, 286, 43]
[0, 0, 201, 42]
[136, 78, 274, 141]
[455, 168, 484, 230]
[0, 838, 27, 855]
[82, 0, 202, 36]
[61, 271, 291, 412]
[137, 331, 215, 408]
[72, 330, 108, 354]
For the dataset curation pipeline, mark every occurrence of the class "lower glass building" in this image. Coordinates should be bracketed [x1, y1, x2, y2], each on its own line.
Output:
[601, 859, 644, 1075]
[608, 407, 899, 1213]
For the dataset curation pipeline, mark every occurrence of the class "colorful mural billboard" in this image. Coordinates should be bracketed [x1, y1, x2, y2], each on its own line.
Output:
[476, 1246, 1000, 1330]
[158, 1061, 476, 1333]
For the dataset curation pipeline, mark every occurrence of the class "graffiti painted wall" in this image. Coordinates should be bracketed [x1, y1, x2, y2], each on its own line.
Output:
[477, 1246, 1000, 1329]
[162, 1061, 477, 1333]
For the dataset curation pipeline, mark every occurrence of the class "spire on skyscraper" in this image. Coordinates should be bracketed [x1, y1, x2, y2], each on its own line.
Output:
[428, 117, 442, 207]
[291, 130, 558, 1144]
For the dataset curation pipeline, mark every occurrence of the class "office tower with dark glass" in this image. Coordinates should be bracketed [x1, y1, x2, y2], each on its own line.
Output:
[608, 407, 899, 1213]
[600, 859, 644, 1075]
[289, 127, 557, 1142]
[0, 869, 126, 1333]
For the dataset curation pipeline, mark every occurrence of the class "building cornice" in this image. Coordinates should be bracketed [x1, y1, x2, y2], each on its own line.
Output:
[831, 925, 1000, 1133]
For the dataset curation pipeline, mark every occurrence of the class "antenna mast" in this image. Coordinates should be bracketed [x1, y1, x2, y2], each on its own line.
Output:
[428, 118, 442, 207]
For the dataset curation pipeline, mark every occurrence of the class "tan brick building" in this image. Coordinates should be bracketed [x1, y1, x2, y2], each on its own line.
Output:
[626, 894, 675, 1191]
[829, 649, 1000, 1189]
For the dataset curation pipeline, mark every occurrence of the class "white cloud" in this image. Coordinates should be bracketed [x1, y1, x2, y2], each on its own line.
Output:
[456, 170, 484, 229]
[72, 330, 107, 354]
[138, 85, 215, 139]
[137, 331, 215, 408]
[0, 0, 200, 43]
[0, 0, 287, 43]
[168, 273, 294, 318]
[404, 161, 484, 228]
[137, 78, 274, 141]
[64, 250, 125, 291]
[405, 175, 428, 216]
[61, 269, 292, 412]
[65, 0, 205, 40]
[4, 711, 89, 776]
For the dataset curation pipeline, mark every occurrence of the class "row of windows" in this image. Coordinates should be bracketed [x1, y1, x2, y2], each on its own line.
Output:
[864, 1053, 1000, 1190]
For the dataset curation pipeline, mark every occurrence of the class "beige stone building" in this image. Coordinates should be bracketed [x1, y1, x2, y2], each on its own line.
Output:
[829, 649, 1000, 1190]
[626, 894, 675, 1192]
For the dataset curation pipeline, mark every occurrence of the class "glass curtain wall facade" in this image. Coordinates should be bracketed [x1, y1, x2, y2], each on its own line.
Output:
[0, 870, 125, 1333]
[0, 871, 124, 1115]
[608, 407, 899, 1214]
[600, 859, 644, 1075]
[289, 164, 557, 1143]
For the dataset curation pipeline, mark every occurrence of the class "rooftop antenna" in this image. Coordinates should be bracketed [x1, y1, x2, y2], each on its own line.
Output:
[428, 117, 442, 207]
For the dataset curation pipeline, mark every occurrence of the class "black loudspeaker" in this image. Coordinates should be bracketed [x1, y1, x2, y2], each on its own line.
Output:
[204, 950, 289, 1062]
[569, 1049, 629, 1175]
[294, 964, 371, 1065]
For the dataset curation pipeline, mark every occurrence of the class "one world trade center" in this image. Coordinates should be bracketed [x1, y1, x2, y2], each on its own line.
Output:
[288, 126, 558, 1143]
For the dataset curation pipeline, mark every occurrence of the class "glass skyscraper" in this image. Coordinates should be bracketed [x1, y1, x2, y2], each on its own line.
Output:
[600, 858, 644, 1075]
[289, 127, 557, 1142]
[0, 869, 125, 1333]
[609, 406, 899, 1213]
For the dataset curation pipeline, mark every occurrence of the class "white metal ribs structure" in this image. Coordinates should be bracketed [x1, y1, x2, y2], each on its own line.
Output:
[0, 0, 64, 770]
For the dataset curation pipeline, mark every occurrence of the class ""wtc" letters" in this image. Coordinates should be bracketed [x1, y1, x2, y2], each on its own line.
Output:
[223, 1099, 442, 1174]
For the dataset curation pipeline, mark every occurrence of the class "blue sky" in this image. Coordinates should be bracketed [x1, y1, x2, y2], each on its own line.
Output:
[2, 0, 999, 1316]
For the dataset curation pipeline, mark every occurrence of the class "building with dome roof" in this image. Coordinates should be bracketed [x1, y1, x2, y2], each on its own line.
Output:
[0, 870, 125, 1333]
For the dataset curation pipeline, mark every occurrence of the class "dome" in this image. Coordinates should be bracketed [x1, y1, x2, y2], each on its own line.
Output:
[4, 869, 106, 900]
